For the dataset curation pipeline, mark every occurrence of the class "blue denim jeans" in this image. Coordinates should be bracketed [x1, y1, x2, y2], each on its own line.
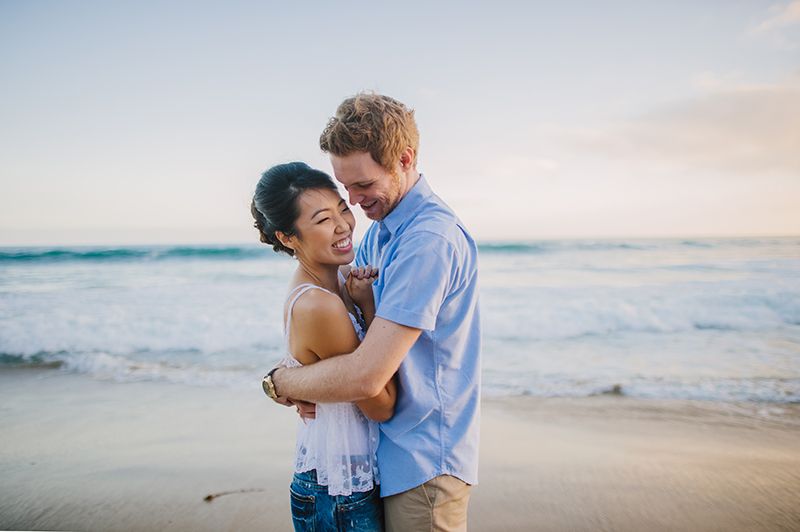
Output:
[290, 469, 384, 532]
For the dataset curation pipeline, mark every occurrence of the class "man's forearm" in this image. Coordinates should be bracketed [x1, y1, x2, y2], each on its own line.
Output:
[272, 318, 422, 404]
[273, 351, 375, 403]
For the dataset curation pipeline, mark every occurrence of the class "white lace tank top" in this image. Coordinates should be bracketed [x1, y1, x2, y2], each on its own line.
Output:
[281, 282, 380, 496]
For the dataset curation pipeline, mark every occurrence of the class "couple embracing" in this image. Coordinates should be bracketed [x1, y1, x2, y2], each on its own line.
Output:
[252, 93, 481, 532]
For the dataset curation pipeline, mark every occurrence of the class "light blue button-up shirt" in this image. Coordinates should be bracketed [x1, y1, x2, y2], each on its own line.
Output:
[355, 174, 481, 497]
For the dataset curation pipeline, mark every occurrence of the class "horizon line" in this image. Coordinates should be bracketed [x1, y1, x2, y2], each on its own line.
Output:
[1, 227, 798, 249]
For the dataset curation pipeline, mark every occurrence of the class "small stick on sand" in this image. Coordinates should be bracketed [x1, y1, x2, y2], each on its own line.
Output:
[203, 488, 265, 502]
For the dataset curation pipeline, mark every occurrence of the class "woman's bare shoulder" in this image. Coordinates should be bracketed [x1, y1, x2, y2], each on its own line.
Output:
[289, 287, 360, 358]
[290, 287, 347, 320]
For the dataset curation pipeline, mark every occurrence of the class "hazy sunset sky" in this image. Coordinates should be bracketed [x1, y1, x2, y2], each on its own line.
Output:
[1, 0, 798, 245]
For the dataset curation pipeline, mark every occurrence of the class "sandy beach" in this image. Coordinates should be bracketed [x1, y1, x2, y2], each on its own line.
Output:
[1, 366, 799, 532]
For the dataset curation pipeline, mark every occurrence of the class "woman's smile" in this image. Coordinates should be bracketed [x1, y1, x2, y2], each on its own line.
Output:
[333, 236, 353, 251]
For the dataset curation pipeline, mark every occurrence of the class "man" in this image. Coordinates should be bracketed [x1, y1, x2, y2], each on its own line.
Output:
[265, 93, 481, 532]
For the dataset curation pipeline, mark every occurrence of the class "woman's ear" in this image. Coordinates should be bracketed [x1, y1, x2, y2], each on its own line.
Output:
[275, 231, 295, 251]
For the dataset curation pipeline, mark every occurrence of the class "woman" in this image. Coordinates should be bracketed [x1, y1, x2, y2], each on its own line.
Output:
[251, 162, 396, 532]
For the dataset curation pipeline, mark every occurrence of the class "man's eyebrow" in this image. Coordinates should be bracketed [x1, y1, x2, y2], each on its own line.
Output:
[349, 179, 374, 188]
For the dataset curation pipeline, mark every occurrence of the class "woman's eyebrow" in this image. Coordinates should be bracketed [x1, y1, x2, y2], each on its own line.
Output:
[310, 207, 331, 219]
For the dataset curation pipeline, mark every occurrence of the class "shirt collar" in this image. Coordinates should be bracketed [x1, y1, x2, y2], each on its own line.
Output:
[380, 173, 431, 237]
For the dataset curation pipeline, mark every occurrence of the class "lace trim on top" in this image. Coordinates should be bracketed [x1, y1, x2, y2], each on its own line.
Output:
[280, 281, 378, 496]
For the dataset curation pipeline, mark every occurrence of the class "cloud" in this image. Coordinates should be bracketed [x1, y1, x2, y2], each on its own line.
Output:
[749, 1, 800, 50]
[568, 82, 800, 176]
[693, 71, 744, 90]
[754, 1, 800, 33]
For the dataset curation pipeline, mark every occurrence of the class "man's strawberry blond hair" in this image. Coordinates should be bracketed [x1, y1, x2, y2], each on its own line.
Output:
[319, 93, 419, 174]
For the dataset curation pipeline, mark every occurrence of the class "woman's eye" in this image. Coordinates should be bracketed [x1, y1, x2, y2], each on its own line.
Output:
[317, 218, 329, 224]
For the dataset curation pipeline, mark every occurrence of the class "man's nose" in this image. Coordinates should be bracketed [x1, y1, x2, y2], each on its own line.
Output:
[348, 190, 361, 206]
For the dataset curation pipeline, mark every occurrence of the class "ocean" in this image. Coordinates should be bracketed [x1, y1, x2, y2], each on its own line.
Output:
[1, 236, 798, 403]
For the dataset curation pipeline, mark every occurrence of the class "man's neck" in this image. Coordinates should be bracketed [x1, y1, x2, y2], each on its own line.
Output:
[399, 169, 421, 203]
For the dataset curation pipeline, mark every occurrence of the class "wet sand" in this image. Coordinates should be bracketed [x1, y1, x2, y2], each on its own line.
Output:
[1, 367, 799, 531]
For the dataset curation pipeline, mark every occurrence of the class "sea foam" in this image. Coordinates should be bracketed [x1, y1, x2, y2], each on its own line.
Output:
[2, 237, 799, 402]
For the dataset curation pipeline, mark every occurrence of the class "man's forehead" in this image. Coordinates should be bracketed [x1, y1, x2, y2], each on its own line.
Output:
[331, 152, 380, 170]
[331, 158, 386, 186]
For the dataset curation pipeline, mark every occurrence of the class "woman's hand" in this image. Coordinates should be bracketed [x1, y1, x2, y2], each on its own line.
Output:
[291, 399, 317, 423]
[346, 266, 378, 327]
[346, 266, 377, 305]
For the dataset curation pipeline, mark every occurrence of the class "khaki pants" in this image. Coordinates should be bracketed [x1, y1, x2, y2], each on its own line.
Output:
[384, 475, 472, 532]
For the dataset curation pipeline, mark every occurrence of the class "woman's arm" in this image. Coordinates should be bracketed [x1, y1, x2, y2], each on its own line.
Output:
[355, 373, 396, 422]
[290, 289, 396, 422]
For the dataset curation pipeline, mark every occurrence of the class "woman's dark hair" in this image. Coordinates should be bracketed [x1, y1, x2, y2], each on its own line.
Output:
[251, 162, 338, 256]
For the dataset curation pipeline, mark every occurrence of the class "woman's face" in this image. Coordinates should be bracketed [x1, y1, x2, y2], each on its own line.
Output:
[290, 188, 356, 265]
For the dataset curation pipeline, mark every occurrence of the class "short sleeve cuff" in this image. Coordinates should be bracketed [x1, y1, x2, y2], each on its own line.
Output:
[375, 303, 436, 331]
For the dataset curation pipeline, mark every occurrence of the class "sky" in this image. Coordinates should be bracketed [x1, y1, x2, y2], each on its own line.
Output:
[1, 0, 798, 246]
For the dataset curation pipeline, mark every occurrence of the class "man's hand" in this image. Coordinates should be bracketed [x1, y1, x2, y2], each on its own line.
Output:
[265, 366, 317, 421]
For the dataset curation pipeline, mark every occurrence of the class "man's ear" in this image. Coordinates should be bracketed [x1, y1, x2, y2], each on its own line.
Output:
[275, 231, 295, 250]
[399, 147, 415, 171]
